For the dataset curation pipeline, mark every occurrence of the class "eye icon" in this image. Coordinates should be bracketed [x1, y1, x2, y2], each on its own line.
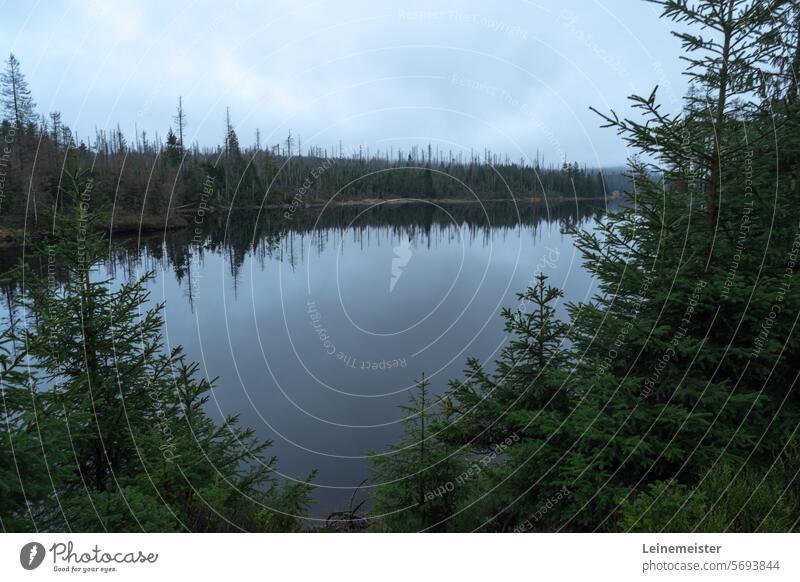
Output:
[20, 542, 46, 570]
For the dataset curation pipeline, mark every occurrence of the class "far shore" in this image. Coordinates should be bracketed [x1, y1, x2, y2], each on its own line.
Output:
[0, 193, 619, 245]
[176, 192, 619, 215]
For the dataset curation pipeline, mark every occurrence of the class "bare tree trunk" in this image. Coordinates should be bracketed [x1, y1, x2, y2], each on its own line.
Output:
[706, 0, 735, 269]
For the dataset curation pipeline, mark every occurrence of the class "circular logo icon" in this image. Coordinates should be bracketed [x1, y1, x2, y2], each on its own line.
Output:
[20, 542, 46, 570]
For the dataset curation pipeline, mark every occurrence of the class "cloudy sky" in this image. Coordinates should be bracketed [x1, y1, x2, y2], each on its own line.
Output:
[2, 0, 688, 166]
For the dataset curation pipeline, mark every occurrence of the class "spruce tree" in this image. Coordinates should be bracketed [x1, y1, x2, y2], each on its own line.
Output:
[373, 0, 800, 532]
[2, 170, 314, 531]
[0, 53, 36, 129]
[369, 374, 467, 531]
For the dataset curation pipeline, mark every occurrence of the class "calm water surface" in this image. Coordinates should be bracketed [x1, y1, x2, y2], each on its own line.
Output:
[3, 200, 610, 520]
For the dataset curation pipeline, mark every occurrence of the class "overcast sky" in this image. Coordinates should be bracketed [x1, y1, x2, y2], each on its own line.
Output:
[2, 0, 688, 166]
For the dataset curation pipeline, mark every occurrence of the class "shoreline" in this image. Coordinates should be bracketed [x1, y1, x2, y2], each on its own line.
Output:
[176, 193, 618, 215]
[0, 213, 189, 246]
[0, 194, 618, 245]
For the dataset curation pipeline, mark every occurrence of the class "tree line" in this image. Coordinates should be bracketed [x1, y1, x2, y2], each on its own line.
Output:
[0, 53, 626, 233]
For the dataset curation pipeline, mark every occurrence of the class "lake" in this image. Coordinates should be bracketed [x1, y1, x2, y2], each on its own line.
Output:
[1, 199, 609, 521]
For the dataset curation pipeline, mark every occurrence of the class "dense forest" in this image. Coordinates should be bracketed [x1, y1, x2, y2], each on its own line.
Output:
[2, 0, 799, 532]
[0, 55, 625, 235]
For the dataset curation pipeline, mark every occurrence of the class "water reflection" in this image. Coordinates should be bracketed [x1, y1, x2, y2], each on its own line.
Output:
[1, 199, 609, 520]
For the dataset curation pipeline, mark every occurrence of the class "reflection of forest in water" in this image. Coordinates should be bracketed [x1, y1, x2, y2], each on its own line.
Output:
[0, 200, 607, 302]
[0, 198, 609, 518]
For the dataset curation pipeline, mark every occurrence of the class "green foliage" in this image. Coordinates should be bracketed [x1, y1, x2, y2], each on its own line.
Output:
[441, 273, 616, 531]
[165, 127, 181, 166]
[0, 171, 313, 531]
[619, 449, 800, 532]
[369, 375, 469, 532]
[370, 0, 800, 532]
